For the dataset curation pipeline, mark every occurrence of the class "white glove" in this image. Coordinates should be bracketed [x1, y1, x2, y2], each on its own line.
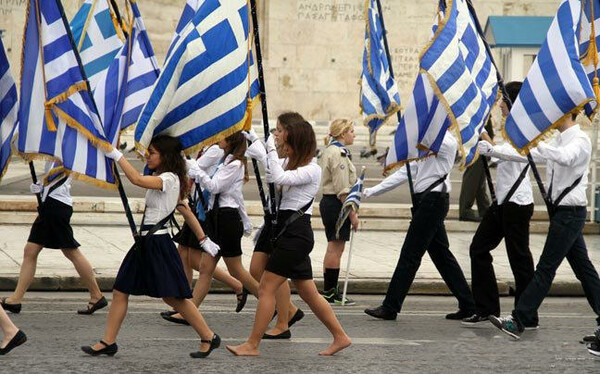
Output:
[200, 236, 220, 257]
[363, 188, 373, 199]
[265, 135, 276, 154]
[477, 140, 494, 156]
[245, 140, 267, 164]
[186, 159, 202, 179]
[105, 147, 123, 161]
[30, 182, 43, 194]
[194, 168, 210, 186]
[242, 129, 260, 143]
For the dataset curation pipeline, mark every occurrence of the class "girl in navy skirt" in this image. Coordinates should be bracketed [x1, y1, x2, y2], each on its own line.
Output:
[244, 112, 307, 339]
[227, 121, 351, 357]
[81, 136, 220, 358]
[165, 132, 260, 325]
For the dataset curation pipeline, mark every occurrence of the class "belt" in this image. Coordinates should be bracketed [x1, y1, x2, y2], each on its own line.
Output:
[554, 206, 587, 212]
[140, 228, 168, 236]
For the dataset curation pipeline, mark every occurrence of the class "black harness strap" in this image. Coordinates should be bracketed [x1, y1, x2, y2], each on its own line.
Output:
[271, 199, 313, 244]
[501, 164, 530, 205]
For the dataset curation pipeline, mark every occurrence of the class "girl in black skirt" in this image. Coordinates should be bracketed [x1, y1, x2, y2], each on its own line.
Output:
[244, 112, 307, 339]
[81, 136, 220, 358]
[0, 164, 106, 315]
[164, 132, 260, 325]
[227, 121, 351, 357]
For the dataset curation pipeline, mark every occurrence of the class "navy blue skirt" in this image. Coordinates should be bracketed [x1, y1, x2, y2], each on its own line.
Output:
[113, 227, 192, 299]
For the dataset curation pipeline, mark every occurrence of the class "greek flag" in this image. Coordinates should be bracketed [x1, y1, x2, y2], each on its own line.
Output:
[17, 0, 116, 189]
[359, 0, 401, 147]
[419, 0, 499, 167]
[94, 0, 160, 137]
[385, 73, 449, 172]
[505, 0, 597, 152]
[135, 0, 260, 156]
[166, 0, 205, 61]
[70, 0, 125, 91]
[0, 39, 18, 182]
[335, 169, 365, 239]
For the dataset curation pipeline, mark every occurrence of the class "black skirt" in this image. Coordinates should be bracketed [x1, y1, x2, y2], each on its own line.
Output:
[265, 211, 314, 280]
[113, 227, 192, 299]
[173, 222, 203, 250]
[28, 197, 80, 249]
[320, 194, 350, 242]
[205, 207, 243, 257]
[254, 219, 275, 254]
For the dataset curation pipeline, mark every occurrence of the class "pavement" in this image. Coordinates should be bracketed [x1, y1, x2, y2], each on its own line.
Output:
[1, 293, 599, 373]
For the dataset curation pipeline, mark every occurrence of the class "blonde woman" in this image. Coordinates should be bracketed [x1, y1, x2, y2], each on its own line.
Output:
[319, 119, 359, 305]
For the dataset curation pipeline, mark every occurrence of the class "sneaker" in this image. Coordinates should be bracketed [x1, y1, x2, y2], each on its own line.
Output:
[523, 324, 539, 330]
[334, 294, 356, 306]
[587, 340, 600, 357]
[581, 334, 596, 344]
[322, 288, 337, 304]
[489, 315, 523, 340]
[461, 314, 489, 326]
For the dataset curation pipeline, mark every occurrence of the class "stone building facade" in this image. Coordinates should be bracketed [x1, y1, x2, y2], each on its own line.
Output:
[0, 0, 558, 122]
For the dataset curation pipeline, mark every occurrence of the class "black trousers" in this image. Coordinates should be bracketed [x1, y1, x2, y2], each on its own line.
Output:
[383, 192, 475, 313]
[469, 202, 536, 324]
[459, 157, 491, 217]
[513, 207, 600, 327]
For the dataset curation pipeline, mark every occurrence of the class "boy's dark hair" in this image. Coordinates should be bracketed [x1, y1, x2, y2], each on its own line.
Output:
[503, 81, 522, 105]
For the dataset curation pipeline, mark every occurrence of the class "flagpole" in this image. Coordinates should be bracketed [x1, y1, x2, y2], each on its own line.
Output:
[374, 0, 416, 206]
[341, 230, 355, 307]
[465, 0, 550, 211]
[249, 0, 278, 224]
[115, 171, 138, 237]
[28, 162, 42, 206]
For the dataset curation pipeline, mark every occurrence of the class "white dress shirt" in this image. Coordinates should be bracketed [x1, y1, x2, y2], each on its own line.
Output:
[487, 142, 533, 205]
[197, 145, 224, 174]
[364, 132, 457, 198]
[41, 162, 73, 206]
[144, 172, 180, 225]
[196, 154, 245, 211]
[488, 125, 591, 207]
[267, 151, 321, 215]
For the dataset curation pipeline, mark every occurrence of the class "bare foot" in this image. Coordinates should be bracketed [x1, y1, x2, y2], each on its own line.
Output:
[226, 342, 260, 356]
[318, 335, 352, 356]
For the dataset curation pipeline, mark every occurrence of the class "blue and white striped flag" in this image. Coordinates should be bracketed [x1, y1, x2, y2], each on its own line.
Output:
[335, 168, 365, 239]
[70, 0, 125, 91]
[579, 0, 600, 115]
[94, 0, 160, 137]
[166, 0, 205, 61]
[505, 0, 597, 152]
[18, 0, 116, 189]
[419, 0, 499, 167]
[359, 0, 401, 147]
[0, 38, 18, 182]
[135, 0, 260, 156]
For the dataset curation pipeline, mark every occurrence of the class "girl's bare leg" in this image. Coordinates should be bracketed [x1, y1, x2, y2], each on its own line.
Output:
[0, 306, 19, 348]
[164, 297, 214, 352]
[91, 290, 129, 350]
[61, 248, 103, 303]
[6, 242, 43, 304]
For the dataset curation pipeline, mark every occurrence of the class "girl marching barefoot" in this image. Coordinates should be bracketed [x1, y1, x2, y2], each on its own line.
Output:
[81, 136, 220, 358]
[165, 132, 260, 325]
[1, 163, 107, 315]
[227, 121, 351, 356]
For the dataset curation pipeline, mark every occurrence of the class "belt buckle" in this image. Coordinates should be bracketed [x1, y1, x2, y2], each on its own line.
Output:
[297, 209, 304, 217]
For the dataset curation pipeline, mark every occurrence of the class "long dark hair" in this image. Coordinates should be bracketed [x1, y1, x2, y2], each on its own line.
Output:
[223, 131, 249, 182]
[149, 135, 189, 200]
[284, 121, 316, 170]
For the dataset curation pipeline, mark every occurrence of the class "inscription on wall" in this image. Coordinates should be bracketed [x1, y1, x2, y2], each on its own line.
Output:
[296, 0, 391, 22]
[0, 0, 26, 16]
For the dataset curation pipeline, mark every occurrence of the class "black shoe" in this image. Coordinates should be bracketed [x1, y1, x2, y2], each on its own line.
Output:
[582, 334, 597, 344]
[77, 296, 108, 315]
[489, 315, 523, 340]
[364, 305, 397, 320]
[461, 314, 489, 326]
[0, 330, 27, 355]
[446, 310, 475, 320]
[0, 297, 21, 314]
[588, 340, 600, 356]
[263, 330, 291, 339]
[236, 288, 249, 313]
[160, 310, 177, 318]
[190, 334, 221, 358]
[459, 210, 482, 222]
[81, 340, 118, 356]
[161, 313, 190, 326]
[288, 309, 305, 328]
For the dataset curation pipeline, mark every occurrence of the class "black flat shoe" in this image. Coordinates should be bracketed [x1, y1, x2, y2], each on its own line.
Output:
[77, 296, 108, 315]
[81, 340, 118, 356]
[236, 288, 249, 313]
[190, 334, 220, 358]
[364, 305, 397, 320]
[0, 330, 27, 355]
[263, 329, 291, 339]
[160, 310, 177, 318]
[288, 309, 305, 328]
[445, 310, 475, 320]
[161, 313, 190, 326]
[1, 297, 21, 314]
